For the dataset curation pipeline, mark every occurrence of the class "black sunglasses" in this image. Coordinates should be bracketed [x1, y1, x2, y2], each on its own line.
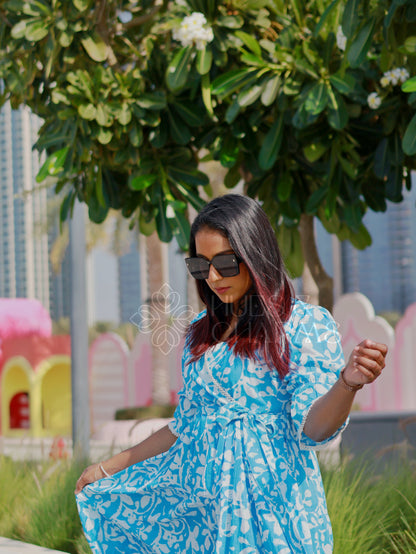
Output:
[185, 253, 242, 280]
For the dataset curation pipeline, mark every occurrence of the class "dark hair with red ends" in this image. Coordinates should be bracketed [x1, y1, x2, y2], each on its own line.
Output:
[187, 194, 294, 378]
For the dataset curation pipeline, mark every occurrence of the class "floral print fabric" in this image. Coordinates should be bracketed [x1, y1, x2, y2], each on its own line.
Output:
[76, 299, 346, 553]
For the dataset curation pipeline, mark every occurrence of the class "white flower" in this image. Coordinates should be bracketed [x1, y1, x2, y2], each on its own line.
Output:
[173, 12, 214, 50]
[336, 26, 347, 51]
[380, 75, 390, 87]
[381, 67, 410, 87]
[186, 12, 207, 27]
[382, 70, 392, 86]
[390, 68, 401, 85]
[367, 92, 382, 109]
[397, 67, 410, 83]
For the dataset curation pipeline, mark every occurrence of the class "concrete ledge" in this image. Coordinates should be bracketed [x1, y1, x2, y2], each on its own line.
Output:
[0, 537, 68, 553]
[341, 410, 416, 470]
[0, 418, 172, 461]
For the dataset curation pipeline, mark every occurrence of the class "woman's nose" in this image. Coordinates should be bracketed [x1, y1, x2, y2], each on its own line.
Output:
[207, 264, 222, 281]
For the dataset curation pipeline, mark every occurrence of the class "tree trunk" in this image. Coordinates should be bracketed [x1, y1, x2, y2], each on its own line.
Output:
[299, 214, 334, 312]
[145, 232, 170, 405]
[301, 261, 319, 307]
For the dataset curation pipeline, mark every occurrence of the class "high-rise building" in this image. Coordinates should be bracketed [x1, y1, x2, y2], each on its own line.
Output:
[118, 234, 142, 323]
[0, 103, 50, 310]
[316, 181, 416, 314]
[48, 227, 72, 322]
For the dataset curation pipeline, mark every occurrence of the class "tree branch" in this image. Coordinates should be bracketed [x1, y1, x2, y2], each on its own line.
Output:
[95, 0, 119, 68]
[0, 9, 12, 27]
[122, 5, 162, 29]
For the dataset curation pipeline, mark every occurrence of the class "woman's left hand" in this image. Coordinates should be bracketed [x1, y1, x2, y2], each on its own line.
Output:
[343, 339, 388, 387]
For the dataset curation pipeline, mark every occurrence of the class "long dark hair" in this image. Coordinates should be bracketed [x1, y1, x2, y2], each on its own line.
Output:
[187, 194, 294, 378]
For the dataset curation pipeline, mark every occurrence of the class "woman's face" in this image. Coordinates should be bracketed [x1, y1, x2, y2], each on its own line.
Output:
[194, 227, 252, 309]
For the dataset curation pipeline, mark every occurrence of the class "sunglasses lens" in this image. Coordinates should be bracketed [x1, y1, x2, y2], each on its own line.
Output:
[185, 258, 209, 279]
[212, 254, 240, 277]
[185, 254, 241, 279]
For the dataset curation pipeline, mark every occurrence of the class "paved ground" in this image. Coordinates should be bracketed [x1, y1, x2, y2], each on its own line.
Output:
[0, 537, 68, 553]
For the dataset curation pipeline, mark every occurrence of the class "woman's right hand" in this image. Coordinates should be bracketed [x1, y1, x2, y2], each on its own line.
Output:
[75, 463, 104, 495]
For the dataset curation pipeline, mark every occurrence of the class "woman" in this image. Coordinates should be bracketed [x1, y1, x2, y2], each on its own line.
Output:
[76, 194, 387, 553]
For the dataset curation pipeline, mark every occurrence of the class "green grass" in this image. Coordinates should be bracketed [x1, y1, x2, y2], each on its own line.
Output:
[0, 455, 415, 553]
[323, 459, 416, 553]
[0, 456, 92, 554]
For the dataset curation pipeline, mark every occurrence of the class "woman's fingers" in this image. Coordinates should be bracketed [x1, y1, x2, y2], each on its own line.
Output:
[354, 341, 387, 371]
[354, 352, 384, 374]
[353, 361, 380, 381]
[356, 339, 388, 357]
[344, 340, 388, 386]
[75, 465, 97, 495]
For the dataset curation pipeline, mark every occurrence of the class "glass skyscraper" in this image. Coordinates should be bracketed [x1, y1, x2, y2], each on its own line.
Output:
[0, 103, 50, 310]
[316, 180, 416, 314]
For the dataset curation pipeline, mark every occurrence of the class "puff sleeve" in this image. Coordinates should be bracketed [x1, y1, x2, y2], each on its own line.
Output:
[284, 301, 347, 450]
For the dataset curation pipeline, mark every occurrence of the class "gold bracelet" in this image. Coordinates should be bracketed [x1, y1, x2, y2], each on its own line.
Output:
[339, 369, 364, 392]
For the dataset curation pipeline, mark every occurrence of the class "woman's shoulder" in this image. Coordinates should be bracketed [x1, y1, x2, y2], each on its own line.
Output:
[290, 297, 333, 320]
[286, 297, 336, 336]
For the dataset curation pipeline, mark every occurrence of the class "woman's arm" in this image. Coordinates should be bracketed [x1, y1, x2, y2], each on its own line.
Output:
[75, 423, 177, 494]
[303, 339, 387, 442]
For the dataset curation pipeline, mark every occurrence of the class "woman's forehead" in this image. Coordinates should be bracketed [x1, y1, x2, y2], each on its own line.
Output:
[195, 228, 232, 254]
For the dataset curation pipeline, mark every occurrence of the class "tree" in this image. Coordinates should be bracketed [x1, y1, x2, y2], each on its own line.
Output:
[1, 0, 416, 310]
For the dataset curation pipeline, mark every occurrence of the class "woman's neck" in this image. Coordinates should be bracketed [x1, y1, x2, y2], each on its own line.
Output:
[219, 313, 239, 341]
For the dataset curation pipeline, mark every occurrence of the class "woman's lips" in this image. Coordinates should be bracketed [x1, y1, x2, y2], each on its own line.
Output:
[214, 287, 230, 294]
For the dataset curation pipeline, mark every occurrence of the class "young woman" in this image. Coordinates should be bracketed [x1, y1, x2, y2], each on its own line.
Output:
[76, 194, 387, 553]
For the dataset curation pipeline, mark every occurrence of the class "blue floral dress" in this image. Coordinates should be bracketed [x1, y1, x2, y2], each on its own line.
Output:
[76, 299, 346, 553]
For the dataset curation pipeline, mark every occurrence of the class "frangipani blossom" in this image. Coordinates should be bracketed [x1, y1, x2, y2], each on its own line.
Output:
[368, 92, 382, 109]
[172, 12, 214, 51]
[381, 67, 410, 87]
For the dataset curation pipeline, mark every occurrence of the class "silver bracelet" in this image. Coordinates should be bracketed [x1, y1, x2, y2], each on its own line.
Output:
[99, 463, 111, 478]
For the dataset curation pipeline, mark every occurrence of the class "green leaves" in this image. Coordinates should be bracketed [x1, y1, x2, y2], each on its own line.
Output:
[136, 92, 167, 110]
[11, 17, 50, 41]
[73, 0, 92, 11]
[327, 87, 348, 130]
[349, 224, 372, 250]
[166, 47, 193, 93]
[402, 114, 416, 155]
[196, 47, 213, 75]
[211, 68, 261, 99]
[342, 0, 360, 38]
[305, 82, 328, 115]
[306, 187, 329, 214]
[81, 34, 108, 62]
[277, 224, 304, 278]
[129, 174, 157, 191]
[235, 31, 262, 57]
[36, 147, 69, 182]
[347, 19, 376, 68]
[259, 114, 284, 171]
[261, 75, 281, 106]
[2, 0, 415, 262]
[329, 73, 358, 95]
[402, 76, 416, 93]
